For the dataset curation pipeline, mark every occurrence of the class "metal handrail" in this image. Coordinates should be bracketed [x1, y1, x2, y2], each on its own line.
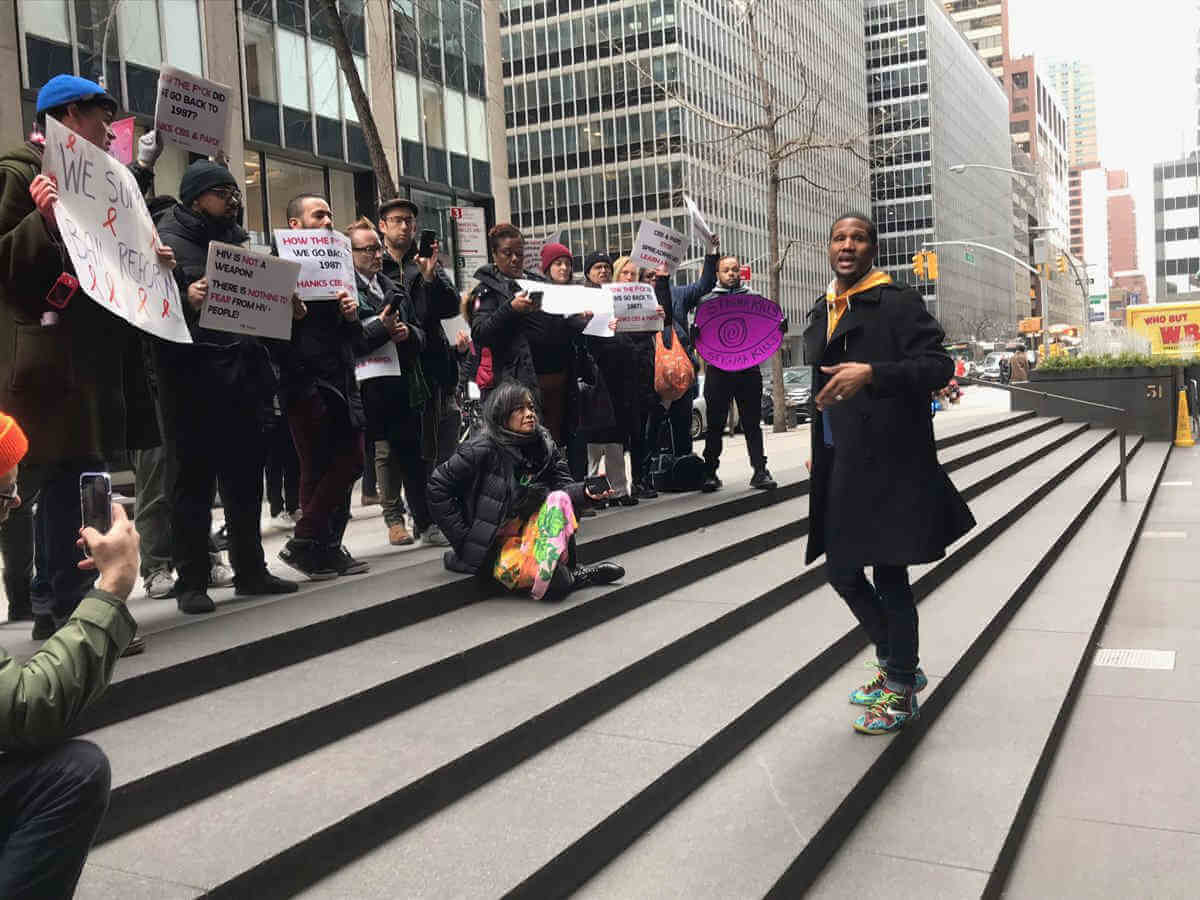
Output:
[957, 376, 1128, 501]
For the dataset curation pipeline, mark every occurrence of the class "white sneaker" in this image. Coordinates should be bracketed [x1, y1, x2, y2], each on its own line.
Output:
[422, 524, 450, 547]
[209, 562, 235, 588]
[145, 569, 176, 600]
[270, 511, 296, 531]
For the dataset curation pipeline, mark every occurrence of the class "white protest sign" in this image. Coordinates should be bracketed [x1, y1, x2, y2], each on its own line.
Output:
[274, 229, 357, 301]
[355, 322, 404, 381]
[515, 279, 591, 316]
[441, 313, 470, 344]
[604, 282, 661, 332]
[629, 219, 687, 274]
[154, 65, 232, 156]
[201, 242, 300, 340]
[682, 193, 714, 245]
[42, 117, 191, 343]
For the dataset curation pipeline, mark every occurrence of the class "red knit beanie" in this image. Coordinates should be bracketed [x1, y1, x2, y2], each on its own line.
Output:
[540, 242, 572, 274]
[0, 413, 28, 477]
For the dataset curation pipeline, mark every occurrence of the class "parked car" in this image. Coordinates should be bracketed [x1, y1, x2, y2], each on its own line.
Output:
[762, 366, 812, 425]
[979, 351, 1013, 382]
[691, 374, 740, 440]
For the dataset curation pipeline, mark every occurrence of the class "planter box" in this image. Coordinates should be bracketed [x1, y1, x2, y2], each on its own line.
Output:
[1011, 366, 1179, 440]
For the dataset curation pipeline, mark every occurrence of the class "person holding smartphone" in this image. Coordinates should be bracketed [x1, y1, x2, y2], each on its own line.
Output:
[428, 382, 623, 600]
[467, 224, 541, 400]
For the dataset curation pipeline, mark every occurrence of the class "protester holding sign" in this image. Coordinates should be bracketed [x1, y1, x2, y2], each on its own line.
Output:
[345, 218, 429, 549]
[469, 224, 540, 400]
[0, 74, 162, 646]
[273, 195, 376, 580]
[692, 256, 777, 493]
[662, 232, 720, 455]
[155, 159, 298, 614]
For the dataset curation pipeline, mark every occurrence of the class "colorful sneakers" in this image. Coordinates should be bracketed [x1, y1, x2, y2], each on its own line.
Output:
[849, 662, 929, 706]
[853, 687, 919, 734]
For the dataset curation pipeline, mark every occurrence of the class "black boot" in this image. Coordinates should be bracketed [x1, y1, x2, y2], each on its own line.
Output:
[177, 588, 216, 614]
[750, 466, 777, 490]
[701, 465, 722, 493]
[235, 572, 299, 596]
[571, 561, 625, 587]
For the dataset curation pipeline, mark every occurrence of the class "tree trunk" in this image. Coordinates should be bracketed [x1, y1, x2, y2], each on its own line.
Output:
[747, 9, 788, 433]
[319, 0, 397, 200]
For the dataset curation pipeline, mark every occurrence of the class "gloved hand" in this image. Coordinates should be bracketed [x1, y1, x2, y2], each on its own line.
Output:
[779, 315, 789, 334]
[137, 130, 164, 168]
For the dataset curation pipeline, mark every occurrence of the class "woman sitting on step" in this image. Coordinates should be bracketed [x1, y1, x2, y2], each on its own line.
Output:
[428, 381, 625, 600]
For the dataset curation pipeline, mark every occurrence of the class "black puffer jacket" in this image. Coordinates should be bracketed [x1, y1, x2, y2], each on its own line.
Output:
[428, 429, 586, 575]
[154, 203, 278, 436]
[355, 270, 426, 446]
[469, 264, 539, 397]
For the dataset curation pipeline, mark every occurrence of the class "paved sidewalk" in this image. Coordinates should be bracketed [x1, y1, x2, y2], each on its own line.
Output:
[1005, 443, 1200, 899]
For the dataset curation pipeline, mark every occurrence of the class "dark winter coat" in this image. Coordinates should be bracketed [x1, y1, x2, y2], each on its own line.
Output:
[469, 263, 539, 397]
[383, 248, 460, 389]
[803, 281, 974, 567]
[155, 203, 278, 438]
[428, 429, 587, 575]
[354, 270, 427, 446]
[0, 141, 157, 463]
[669, 252, 719, 329]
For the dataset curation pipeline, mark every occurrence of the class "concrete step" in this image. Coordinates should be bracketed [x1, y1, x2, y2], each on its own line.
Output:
[80, 428, 1107, 897]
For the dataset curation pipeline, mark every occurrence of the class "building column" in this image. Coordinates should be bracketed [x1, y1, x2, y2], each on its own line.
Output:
[484, 0, 508, 222]
[204, 0, 244, 177]
[0, 13, 25, 149]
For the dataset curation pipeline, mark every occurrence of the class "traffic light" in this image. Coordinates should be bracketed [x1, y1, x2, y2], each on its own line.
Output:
[912, 251, 926, 279]
[927, 251, 939, 280]
[1056, 254, 1067, 274]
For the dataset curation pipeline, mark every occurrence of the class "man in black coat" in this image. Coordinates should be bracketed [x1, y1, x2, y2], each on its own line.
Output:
[156, 161, 298, 614]
[378, 198, 462, 546]
[804, 213, 974, 736]
[345, 218, 428, 547]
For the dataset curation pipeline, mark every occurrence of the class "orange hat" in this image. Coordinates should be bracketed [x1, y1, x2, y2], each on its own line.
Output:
[0, 413, 29, 477]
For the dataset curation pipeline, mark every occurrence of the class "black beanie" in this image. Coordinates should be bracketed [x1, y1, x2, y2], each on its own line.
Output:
[583, 251, 612, 282]
[179, 160, 238, 207]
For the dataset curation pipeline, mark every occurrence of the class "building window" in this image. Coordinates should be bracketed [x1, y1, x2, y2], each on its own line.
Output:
[394, 0, 420, 72]
[419, 0, 443, 83]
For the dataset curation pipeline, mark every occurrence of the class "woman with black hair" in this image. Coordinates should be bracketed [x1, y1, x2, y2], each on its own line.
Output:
[427, 382, 625, 600]
[468, 223, 538, 401]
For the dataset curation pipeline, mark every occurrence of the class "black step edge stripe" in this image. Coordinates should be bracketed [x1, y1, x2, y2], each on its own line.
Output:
[95, 417, 1072, 841]
[979, 439, 1170, 900]
[764, 433, 1141, 898]
[199, 429, 1107, 900]
[505, 429, 1123, 900]
[79, 413, 1033, 735]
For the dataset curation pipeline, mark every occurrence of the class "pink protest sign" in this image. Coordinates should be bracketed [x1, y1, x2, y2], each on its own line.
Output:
[109, 117, 135, 165]
[694, 292, 783, 371]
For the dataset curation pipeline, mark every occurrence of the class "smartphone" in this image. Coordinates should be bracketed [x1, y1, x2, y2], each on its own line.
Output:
[584, 475, 612, 496]
[46, 272, 79, 310]
[418, 229, 437, 258]
[528, 290, 544, 310]
[79, 472, 113, 557]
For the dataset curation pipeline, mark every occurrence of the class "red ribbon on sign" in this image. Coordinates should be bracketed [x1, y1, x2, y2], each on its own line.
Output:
[102, 207, 117, 236]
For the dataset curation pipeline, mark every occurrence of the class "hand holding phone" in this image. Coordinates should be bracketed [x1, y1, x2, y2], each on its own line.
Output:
[528, 290, 544, 311]
[418, 229, 437, 259]
[79, 472, 113, 558]
[584, 475, 613, 500]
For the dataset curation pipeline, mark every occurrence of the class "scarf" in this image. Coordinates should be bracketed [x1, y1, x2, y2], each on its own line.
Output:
[824, 268, 892, 340]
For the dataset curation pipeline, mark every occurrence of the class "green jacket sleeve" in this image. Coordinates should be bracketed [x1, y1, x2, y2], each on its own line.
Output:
[0, 155, 66, 320]
[0, 589, 136, 751]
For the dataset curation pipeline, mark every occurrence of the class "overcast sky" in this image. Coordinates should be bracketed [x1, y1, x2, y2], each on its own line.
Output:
[1007, 0, 1194, 299]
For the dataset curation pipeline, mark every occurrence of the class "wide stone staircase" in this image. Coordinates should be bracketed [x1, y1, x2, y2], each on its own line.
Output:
[59, 409, 1168, 898]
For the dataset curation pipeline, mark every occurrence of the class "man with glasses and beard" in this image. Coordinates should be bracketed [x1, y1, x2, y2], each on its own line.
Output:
[154, 161, 299, 614]
[378, 198, 461, 546]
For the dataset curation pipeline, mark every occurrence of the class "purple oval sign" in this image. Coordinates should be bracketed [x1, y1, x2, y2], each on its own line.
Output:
[694, 293, 783, 371]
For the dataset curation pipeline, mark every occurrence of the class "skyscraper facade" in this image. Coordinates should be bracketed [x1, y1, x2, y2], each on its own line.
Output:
[867, 0, 1014, 340]
[1154, 154, 1200, 300]
[942, 0, 1008, 83]
[1045, 59, 1099, 168]
[1006, 54, 1070, 239]
[500, 0, 869, 358]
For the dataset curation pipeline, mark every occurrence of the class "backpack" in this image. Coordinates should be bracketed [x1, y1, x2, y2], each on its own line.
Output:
[654, 326, 695, 405]
[648, 412, 706, 493]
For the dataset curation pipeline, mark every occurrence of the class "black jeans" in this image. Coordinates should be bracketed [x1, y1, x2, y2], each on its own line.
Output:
[0, 464, 40, 619]
[5, 460, 102, 624]
[703, 365, 765, 471]
[172, 415, 269, 593]
[264, 420, 300, 517]
[826, 563, 919, 686]
[361, 441, 377, 497]
[0, 740, 111, 899]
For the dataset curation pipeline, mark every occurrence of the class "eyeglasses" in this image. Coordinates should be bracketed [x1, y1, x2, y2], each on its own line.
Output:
[383, 215, 416, 226]
[353, 244, 384, 255]
[208, 186, 242, 202]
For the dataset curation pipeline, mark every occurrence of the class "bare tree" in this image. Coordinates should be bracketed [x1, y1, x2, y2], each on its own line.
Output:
[318, 0, 397, 200]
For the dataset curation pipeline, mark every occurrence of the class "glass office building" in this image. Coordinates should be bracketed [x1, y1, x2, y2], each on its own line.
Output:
[9, 0, 505, 286]
[866, 0, 1015, 340]
[499, 0, 869, 358]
